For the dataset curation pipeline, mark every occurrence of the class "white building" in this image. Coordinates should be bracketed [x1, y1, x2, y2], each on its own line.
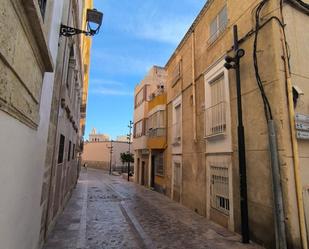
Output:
[89, 128, 110, 142]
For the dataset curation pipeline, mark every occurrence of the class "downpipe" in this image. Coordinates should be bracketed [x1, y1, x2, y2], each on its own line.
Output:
[268, 120, 287, 249]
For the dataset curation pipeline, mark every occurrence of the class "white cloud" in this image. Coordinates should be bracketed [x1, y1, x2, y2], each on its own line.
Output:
[91, 78, 124, 86]
[91, 52, 154, 76]
[131, 19, 192, 45]
[90, 87, 133, 96]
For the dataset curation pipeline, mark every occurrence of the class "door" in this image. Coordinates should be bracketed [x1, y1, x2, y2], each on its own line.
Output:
[173, 162, 181, 202]
[151, 155, 155, 188]
[141, 161, 145, 186]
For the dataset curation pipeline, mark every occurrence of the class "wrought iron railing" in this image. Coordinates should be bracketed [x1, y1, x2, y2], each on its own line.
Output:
[205, 101, 226, 138]
[147, 128, 166, 137]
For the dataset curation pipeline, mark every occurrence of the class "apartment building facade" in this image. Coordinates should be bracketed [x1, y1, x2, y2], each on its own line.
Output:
[134, 0, 309, 248]
[133, 66, 167, 188]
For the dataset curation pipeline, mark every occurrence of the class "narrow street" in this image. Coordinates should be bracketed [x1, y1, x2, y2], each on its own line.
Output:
[43, 168, 262, 249]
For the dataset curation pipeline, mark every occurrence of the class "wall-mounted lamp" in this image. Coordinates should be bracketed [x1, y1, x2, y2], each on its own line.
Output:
[60, 9, 103, 37]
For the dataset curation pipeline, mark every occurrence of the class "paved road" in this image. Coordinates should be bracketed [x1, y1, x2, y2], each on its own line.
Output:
[43, 168, 263, 249]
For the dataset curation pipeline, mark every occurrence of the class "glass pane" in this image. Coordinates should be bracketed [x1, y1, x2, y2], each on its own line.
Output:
[219, 5, 228, 29]
[210, 18, 217, 38]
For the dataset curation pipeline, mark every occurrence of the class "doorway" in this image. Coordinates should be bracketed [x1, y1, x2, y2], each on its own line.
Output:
[151, 155, 155, 188]
[141, 161, 145, 186]
[173, 162, 181, 202]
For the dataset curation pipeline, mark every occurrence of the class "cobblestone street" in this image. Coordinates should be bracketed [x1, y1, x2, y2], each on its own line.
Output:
[43, 168, 263, 249]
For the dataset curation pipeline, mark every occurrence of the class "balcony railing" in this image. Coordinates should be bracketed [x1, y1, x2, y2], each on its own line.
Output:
[205, 101, 226, 138]
[147, 128, 166, 137]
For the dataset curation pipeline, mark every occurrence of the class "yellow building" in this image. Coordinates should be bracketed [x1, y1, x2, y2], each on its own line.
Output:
[133, 66, 167, 188]
[80, 0, 94, 137]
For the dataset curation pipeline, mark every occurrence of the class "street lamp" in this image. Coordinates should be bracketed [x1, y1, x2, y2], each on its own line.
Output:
[224, 25, 249, 244]
[60, 8, 103, 37]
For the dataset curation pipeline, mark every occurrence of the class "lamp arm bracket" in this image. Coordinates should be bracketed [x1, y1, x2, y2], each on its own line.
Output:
[60, 24, 92, 37]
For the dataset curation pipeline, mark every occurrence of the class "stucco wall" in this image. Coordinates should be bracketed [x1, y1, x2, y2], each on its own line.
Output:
[82, 141, 131, 169]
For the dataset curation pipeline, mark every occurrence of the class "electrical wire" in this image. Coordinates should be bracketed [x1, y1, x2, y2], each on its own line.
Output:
[286, 0, 309, 13]
[252, 0, 292, 121]
[253, 0, 273, 121]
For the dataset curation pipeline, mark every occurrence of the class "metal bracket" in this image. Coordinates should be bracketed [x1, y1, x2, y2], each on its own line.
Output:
[60, 24, 93, 37]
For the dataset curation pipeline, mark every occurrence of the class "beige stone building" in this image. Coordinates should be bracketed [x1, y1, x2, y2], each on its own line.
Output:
[133, 66, 167, 187]
[0, 0, 95, 248]
[133, 0, 309, 248]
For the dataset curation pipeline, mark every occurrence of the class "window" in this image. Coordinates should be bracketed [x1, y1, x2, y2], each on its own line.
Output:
[57, 135, 65, 164]
[135, 86, 148, 108]
[210, 160, 230, 215]
[154, 153, 164, 176]
[72, 144, 75, 159]
[205, 74, 226, 137]
[68, 141, 72, 161]
[171, 62, 181, 86]
[134, 119, 145, 138]
[38, 0, 47, 19]
[147, 110, 165, 137]
[208, 5, 228, 44]
[175, 104, 181, 140]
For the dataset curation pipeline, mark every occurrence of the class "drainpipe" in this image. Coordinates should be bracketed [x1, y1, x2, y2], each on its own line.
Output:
[280, 34, 308, 249]
[191, 31, 197, 143]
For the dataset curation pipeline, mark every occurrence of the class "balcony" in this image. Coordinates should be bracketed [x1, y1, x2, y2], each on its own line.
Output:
[148, 93, 166, 112]
[147, 128, 166, 149]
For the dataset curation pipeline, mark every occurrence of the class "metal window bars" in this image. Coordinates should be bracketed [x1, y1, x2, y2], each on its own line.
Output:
[210, 161, 230, 215]
[205, 101, 226, 137]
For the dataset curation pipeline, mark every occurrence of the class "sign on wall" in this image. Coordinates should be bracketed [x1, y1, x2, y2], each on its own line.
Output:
[295, 114, 309, 140]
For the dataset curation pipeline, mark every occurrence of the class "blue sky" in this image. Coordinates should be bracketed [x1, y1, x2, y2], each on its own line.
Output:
[85, 0, 206, 140]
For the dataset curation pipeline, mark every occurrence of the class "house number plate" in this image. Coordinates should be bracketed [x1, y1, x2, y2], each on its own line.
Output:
[296, 131, 309, 140]
[295, 114, 309, 123]
[296, 122, 309, 131]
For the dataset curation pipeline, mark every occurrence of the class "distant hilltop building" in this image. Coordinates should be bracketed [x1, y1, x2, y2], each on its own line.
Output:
[89, 128, 110, 142]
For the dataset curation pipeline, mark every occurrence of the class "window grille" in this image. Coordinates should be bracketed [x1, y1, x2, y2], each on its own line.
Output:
[38, 0, 47, 19]
[205, 74, 226, 137]
[208, 5, 228, 45]
[210, 160, 230, 215]
[57, 134, 65, 164]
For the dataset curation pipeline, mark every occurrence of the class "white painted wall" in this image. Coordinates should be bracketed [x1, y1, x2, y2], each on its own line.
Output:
[0, 1, 64, 249]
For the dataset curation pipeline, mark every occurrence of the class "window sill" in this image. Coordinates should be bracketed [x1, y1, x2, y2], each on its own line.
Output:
[204, 132, 226, 140]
